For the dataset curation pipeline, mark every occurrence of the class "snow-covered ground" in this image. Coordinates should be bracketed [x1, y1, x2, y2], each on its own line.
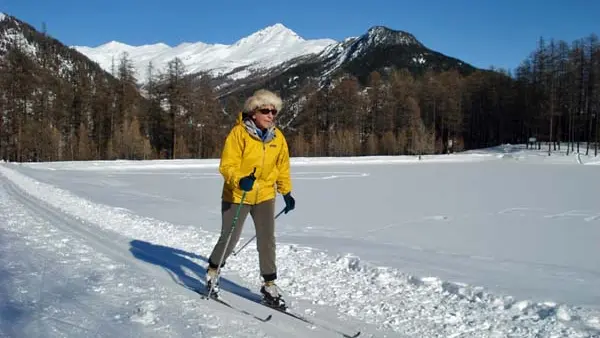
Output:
[1, 144, 599, 337]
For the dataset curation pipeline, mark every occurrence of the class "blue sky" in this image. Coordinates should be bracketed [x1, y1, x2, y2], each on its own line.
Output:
[1, 0, 598, 71]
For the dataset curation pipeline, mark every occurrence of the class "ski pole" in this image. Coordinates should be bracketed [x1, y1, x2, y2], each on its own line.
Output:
[207, 190, 248, 298]
[232, 208, 285, 256]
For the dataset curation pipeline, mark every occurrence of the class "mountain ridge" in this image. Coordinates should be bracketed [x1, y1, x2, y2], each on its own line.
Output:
[72, 23, 337, 83]
[0, 11, 479, 120]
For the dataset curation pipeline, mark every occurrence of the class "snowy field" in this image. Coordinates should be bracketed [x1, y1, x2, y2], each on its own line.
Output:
[1, 144, 599, 337]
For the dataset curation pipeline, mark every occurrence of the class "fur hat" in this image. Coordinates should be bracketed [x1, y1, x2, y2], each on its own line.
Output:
[243, 89, 283, 113]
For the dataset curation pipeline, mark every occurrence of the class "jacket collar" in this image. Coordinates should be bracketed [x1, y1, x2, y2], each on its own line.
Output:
[237, 112, 276, 142]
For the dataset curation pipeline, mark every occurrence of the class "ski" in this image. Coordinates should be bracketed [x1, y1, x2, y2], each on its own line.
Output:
[190, 286, 359, 337]
[260, 302, 361, 338]
[192, 288, 273, 322]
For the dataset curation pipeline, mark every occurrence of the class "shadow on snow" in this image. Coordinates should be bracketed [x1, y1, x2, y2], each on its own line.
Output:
[129, 239, 263, 303]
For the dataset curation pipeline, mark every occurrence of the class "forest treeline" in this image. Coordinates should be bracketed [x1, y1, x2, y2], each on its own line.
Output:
[0, 33, 598, 162]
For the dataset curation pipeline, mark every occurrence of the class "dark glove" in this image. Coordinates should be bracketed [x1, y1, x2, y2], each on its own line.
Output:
[283, 193, 295, 214]
[239, 169, 256, 192]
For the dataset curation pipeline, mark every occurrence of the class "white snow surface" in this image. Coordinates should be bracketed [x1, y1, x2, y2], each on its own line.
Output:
[1, 144, 600, 337]
[0, 12, 6, 22]
[72, 23, 336, 83]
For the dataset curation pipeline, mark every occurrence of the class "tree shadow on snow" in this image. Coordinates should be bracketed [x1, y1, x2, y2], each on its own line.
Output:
[129, 239, 263, 303]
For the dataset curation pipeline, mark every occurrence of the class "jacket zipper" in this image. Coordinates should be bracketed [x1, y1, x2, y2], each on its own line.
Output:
[255, 142, 266, 204]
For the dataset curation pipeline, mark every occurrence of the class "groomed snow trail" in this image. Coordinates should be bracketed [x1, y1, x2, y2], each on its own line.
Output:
[1, 162, 600, 337]
[0, 172, 364, 337]
[0, 181, 274, 337]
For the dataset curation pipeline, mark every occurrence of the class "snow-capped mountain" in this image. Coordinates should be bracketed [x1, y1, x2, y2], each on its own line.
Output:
[1, 10, 477, 116]
[319, 25, 471, 81]
[73, 23, 336, 83]
[220, 25, 476, 104]
[316, 25, 427, 76]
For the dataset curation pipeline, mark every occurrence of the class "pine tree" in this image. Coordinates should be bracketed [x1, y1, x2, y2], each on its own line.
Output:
[164, 57, 189, 159]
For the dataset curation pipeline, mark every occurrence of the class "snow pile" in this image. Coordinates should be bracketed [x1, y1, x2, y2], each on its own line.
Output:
[1, 163, 599, 337]
[270, 250, 599, 337]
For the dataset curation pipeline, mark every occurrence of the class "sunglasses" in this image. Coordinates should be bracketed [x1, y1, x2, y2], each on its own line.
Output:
[257, 108, 277, 116]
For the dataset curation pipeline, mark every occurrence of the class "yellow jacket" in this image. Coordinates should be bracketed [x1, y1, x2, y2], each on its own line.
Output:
[219, 112, 292, 205]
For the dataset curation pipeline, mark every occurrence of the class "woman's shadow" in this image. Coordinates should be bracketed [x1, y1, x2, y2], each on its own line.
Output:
[129, 239, 262, 303]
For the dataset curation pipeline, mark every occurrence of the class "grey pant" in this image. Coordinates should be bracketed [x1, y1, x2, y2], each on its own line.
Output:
[208, 199, 277, 281]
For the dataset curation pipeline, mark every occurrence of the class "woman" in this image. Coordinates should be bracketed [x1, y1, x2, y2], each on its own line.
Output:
[206, 89, 295, 309]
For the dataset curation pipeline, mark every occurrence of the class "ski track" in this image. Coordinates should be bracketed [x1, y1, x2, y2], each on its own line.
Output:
[2, 163, 600, 337]
[0, 184, 282, 337]
[0, 173, 351, 337]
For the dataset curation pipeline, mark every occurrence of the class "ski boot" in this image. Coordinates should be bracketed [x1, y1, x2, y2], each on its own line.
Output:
[205, 267, 220, 298]
[260, 281, 286, 310]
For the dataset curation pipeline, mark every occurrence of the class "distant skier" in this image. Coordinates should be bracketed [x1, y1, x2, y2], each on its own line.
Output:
[205, 89, 295, 309]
